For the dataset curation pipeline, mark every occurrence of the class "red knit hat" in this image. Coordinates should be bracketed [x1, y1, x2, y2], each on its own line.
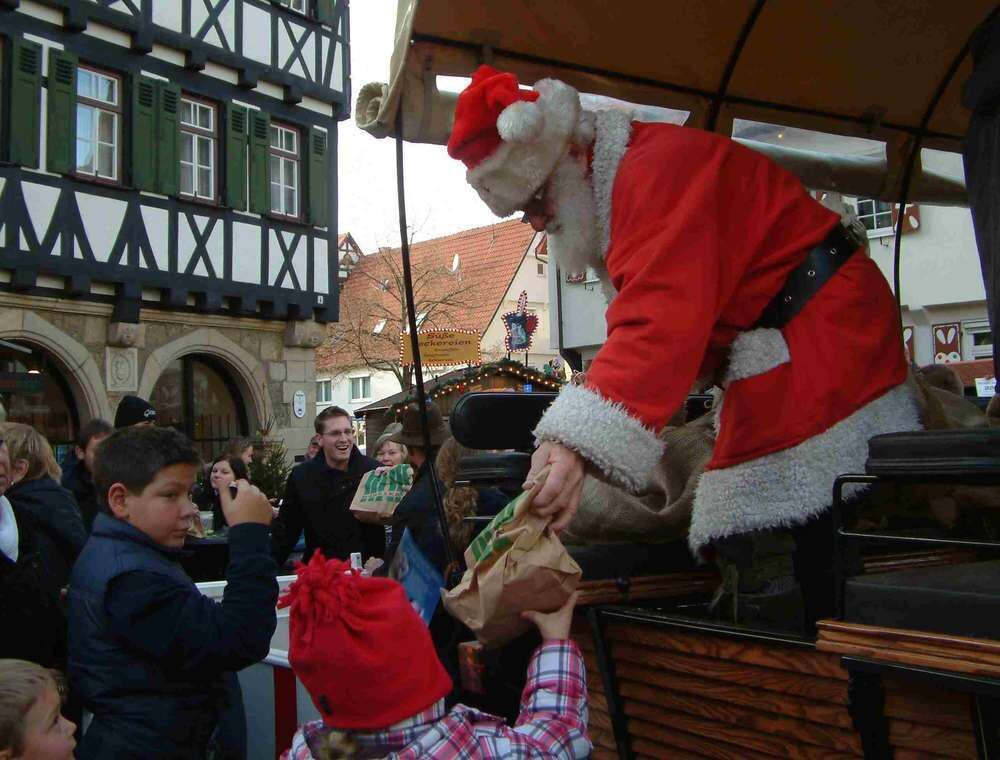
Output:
[278, 553, 452, 730]
[446, 65, 583, 217]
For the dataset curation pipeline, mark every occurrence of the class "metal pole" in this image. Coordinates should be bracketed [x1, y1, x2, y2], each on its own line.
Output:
[394, 129, 456, 573]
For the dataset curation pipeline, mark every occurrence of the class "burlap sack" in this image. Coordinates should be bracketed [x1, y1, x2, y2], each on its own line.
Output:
[561, 412, 716, 545]
[441, 471, 582, 649]
[349, 464, 413, 524]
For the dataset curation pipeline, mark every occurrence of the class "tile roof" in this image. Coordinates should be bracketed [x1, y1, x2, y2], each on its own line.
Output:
[318, 219, 537, 373]
[949, 358, 994, 386]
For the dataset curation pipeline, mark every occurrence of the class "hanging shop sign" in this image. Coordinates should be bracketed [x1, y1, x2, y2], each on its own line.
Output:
[501, 291, 538, 353]
[400, 329, 481, 367]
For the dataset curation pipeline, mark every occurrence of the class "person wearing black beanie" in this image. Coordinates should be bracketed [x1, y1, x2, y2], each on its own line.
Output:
[114, 395, 157, 429]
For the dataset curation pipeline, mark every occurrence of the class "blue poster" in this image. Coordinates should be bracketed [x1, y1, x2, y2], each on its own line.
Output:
[388, 528, 444, 625]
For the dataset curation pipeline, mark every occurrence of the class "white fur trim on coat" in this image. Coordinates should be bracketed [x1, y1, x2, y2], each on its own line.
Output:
[534, 384, 664, 493]
[724, 328, 790, 384]
[591, 109, 633, 257]
[467, 78, 581, 218]
[689, 381, 921, 553]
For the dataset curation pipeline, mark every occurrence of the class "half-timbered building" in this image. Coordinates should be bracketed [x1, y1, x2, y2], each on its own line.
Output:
[0, 0, 348, 459]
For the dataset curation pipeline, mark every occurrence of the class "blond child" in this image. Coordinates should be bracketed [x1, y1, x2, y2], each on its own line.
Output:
[0, 660, 75, 760]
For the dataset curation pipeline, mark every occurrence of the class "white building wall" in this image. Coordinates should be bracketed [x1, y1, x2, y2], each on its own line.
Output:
[482, 237, 560, 369]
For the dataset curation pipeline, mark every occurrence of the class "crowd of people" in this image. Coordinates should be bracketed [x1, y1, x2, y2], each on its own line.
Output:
[0, 393, 591, 759]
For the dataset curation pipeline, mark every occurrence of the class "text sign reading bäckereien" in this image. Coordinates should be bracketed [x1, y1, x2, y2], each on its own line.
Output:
[400, 330, 481, 367]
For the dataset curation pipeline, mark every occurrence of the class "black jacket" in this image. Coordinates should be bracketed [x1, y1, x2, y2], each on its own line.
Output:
[0, 496, 68, 668]
[62, 461, 101, 533]
[69, 514, 277, 759]
[270, 447, 383, 566]
[384, 459, 449, 573]
[7, 476, 87, 589]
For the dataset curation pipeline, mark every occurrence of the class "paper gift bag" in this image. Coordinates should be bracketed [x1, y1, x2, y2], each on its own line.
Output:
[441, 472, 582, 649]
[349, 464, 412, 524]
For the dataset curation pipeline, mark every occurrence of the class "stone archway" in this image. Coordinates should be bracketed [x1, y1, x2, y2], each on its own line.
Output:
[138, 328, 268, 433]
[0, 308, 112, 422]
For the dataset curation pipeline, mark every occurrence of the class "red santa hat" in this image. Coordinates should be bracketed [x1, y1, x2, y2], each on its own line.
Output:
[278, 553, 452, 731]
[447, 65, 582, 217]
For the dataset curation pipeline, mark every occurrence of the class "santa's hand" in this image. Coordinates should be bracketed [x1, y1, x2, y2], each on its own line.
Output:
[523, 441, 584, 533]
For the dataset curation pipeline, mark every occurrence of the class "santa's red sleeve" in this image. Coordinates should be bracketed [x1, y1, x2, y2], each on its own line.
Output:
[534, 126, 762, 492]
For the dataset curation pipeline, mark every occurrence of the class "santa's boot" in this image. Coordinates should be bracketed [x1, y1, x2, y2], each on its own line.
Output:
[709, 530, 804, 632]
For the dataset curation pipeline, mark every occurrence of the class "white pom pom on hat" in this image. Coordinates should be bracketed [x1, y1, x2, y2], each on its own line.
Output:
[497, 100, 545, 144]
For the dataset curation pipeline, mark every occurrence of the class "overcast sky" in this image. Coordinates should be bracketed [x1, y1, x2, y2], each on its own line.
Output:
[336, 1, 509, 253]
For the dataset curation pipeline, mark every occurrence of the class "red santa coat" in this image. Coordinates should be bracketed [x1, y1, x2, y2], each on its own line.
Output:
[534, 111, 920, 552]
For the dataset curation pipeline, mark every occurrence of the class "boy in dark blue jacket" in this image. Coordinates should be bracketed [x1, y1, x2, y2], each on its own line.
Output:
[68, 426, 277, 759]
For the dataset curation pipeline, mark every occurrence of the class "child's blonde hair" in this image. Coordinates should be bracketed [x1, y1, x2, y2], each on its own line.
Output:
[0, 422, 61, 482]
[0, 660, 62, 755]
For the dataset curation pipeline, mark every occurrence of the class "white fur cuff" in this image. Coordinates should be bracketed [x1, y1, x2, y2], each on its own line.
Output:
[534, 384, 664, 493]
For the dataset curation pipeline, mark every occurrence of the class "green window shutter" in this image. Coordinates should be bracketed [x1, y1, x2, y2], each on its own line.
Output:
[307, 126, 328, 227]
[45, 48, 77, 173]
[248, 110, 271, 214]
[224, 103, 248, 210]
[130, 76, 158, 191]
[155, 82, 180, 195]
[315, 0, 337, 26]
[10, 39, 43, 167]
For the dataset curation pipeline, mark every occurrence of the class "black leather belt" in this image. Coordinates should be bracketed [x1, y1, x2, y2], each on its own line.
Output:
[755, 223, 861, 329]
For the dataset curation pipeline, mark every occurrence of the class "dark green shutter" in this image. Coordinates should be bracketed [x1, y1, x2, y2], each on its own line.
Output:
[248, 110, 271, 214]
[225, 103, 248, 210]
[45, 48, 77, 173]
[155, 82, 180, 195]
[315, 0, 337, 26]
[131, 76, 157, 191]
[10, 39, 42, 167]
[307, 127, 328, 227]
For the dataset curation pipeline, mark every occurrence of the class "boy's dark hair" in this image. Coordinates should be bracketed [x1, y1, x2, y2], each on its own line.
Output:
[94, 426, 201, 510]
[76, 418, 113, 450]
[315, 405, 352, 435]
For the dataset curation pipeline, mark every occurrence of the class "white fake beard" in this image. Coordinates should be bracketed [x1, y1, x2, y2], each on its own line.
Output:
[544, 154, 604, 280]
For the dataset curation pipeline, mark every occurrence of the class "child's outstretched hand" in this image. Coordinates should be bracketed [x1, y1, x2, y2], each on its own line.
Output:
[221, 479, 273, 527]
[521, 591, 579, 642]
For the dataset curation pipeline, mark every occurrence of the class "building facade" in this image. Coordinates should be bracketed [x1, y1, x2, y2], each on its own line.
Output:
[0, 0, 348, 459]
[315, 220, 561, 449]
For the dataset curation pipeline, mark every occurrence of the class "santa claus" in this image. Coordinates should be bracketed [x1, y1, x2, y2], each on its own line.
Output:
[446, 66, 919, 566]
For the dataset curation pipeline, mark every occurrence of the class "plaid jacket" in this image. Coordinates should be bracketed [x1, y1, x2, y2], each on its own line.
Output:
[284, 641, 591, 759]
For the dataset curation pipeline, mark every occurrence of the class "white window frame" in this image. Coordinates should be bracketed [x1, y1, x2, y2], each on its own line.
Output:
[269, 123, 300, 219]
[179, 96, 216, 202]
[315, 379, 332, 404]
[277, 0, 307, 13]
[75, 66, 120, 182]
[349, 375, 372, 402]
[372, 319, 387, 334]
[855, 197, 895, 239]
[402, 312, 427, 334]
[963, 319, 993, 361]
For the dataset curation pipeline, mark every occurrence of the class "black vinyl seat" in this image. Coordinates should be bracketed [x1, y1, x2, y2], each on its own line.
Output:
[835, 428, 1000, 639]
[449, 392, 556, 496]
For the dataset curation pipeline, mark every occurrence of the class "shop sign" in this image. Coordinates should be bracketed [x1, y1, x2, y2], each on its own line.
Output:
[975, 377, 996, 398]
[0, 372, 44, 394]
[400, 330, 481, 367]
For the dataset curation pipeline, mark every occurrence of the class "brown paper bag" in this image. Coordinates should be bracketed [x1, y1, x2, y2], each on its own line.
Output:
[441, 472, 582, 649]
[349, 464, 412, 524]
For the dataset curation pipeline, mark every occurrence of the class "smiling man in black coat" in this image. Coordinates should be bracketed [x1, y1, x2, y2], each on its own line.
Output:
[271, 406, 383, 568]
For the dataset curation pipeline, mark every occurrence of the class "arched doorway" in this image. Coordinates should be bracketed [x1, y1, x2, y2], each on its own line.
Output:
[149, 354, 249, 459]
[0, 339, 80, 462]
